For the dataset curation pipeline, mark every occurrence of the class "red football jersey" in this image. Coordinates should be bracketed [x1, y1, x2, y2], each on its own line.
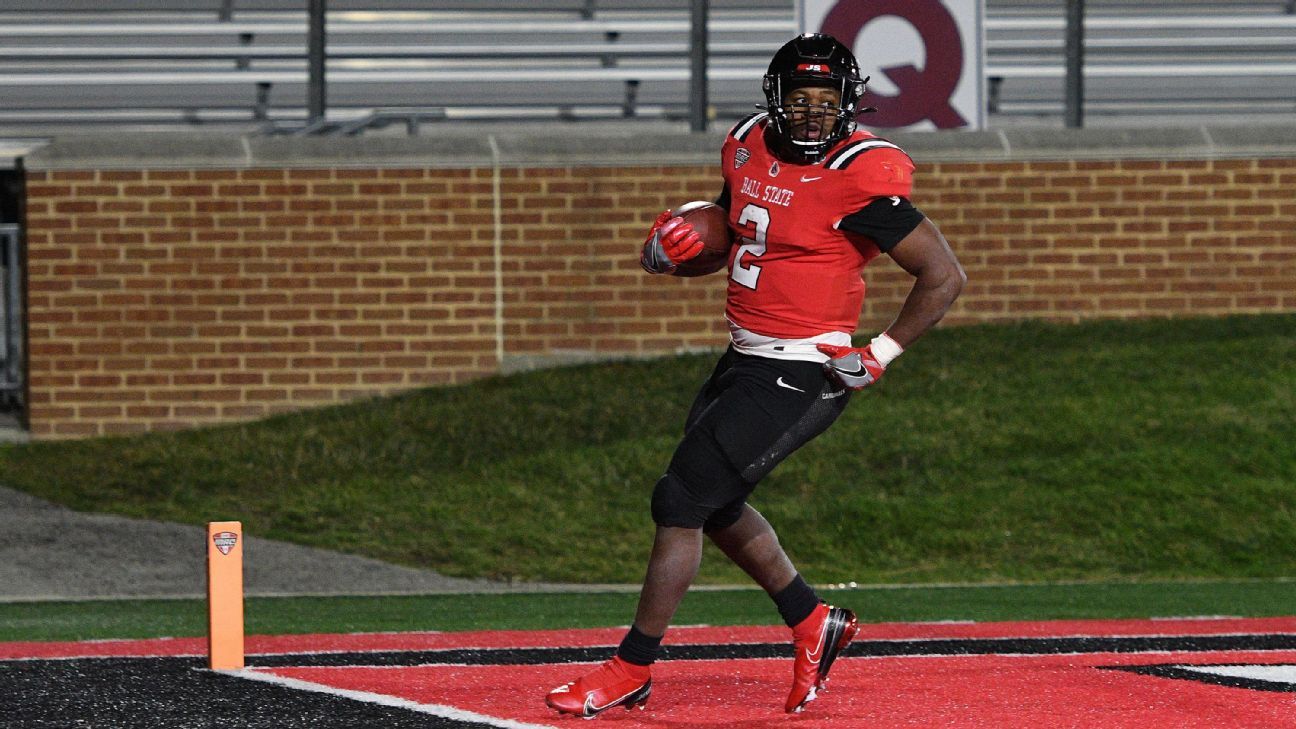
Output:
[720, 113, 916, 339]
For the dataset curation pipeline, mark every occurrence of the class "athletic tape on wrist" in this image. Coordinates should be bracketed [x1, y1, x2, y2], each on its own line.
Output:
[870, 332, 904, 367]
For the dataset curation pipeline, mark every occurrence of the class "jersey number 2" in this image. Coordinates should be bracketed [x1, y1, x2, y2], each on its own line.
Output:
[732, 203, 769, 290]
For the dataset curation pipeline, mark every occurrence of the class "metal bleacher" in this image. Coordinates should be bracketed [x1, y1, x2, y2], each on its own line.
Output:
[0, 0, 1293, 133]
[0, 3, 792, 131]
[986, 2, 1296, 122]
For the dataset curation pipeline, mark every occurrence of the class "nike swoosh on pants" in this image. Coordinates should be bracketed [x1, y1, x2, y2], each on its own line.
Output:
[776, 377, 805, 393]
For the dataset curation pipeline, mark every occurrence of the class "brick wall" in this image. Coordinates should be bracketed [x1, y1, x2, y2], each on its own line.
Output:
[21, 155, 1296, 439]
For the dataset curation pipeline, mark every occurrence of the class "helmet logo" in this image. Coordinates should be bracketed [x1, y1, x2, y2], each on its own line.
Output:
[821, 0, 968, 129]
[735, 148, 751, 169]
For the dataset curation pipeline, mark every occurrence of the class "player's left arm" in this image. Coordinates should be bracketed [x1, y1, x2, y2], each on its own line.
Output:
[882, 218, 966, 348]
[818, 216, 964, 389]
[818, 147, 965, 388]
[838, 147, 965, 349]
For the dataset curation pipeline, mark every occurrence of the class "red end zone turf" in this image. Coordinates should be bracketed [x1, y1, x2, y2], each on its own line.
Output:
[252, 652, 1296, 729]
[6, 618, 1296, 728]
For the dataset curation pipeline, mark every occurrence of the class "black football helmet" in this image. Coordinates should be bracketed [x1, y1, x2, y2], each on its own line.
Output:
[762, 33, 870, 163]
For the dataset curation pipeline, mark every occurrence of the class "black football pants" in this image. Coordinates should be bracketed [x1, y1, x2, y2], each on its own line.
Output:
[658, 346, 851, 531]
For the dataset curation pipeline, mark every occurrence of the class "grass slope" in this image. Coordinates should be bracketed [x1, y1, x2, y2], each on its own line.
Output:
[1, 314, 1292, 585]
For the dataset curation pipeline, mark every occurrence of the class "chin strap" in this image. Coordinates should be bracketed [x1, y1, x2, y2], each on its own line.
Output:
[760, 105, 858, 163]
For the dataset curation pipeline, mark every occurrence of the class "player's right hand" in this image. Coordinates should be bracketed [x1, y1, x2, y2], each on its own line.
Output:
[640, 209, 703, 274]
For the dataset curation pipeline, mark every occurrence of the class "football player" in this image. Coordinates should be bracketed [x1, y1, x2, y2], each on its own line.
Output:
[547, 33, 965, 718]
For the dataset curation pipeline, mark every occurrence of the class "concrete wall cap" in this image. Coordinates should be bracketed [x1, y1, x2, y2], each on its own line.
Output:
[17, 124, 1296, 170]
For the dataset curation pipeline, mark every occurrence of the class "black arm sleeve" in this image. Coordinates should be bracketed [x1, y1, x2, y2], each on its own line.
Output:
[838, 196, 925, 253]
[715, 183, 731, 211]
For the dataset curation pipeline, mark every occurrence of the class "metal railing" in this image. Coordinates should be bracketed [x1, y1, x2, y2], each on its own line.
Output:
[2, 4, 1294, 130]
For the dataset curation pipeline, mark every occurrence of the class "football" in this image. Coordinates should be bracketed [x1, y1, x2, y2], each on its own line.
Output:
[670, 201, 734, 277]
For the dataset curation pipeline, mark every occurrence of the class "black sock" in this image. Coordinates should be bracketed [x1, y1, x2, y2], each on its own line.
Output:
[773, 574, 820, 628]
[616, 624, 662, 667]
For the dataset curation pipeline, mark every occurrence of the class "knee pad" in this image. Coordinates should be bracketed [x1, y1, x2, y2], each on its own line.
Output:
[650, 471, 712, 529]
[702, 497, 745, 534]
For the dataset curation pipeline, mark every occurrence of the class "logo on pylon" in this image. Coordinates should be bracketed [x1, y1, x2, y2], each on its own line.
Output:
[213, 531, 238, 555]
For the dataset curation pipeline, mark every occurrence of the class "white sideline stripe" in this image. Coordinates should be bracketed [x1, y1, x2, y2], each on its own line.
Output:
[1180, 664, 1296, 684]
[227, 668, 558, 729]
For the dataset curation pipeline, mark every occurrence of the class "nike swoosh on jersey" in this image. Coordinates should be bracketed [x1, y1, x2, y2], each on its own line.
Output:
[801, 175, 823, 182]
[776, 377, 806, 393]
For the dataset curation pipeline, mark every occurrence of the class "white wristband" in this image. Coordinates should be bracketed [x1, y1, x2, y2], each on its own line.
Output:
[870, 332, 904, 367]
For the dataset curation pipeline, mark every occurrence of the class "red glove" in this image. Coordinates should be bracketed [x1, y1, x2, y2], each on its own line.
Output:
[816, 343, 887, 390]
[640, 209, 703, 274]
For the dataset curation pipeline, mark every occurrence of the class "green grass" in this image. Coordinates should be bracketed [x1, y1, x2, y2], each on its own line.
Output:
[0, 314, 1293, 586]
[3, 580, 1294, 642]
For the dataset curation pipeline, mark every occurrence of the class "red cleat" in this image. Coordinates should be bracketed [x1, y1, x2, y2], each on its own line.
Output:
[545, 656, 652, 718]
[785, 602, 859, 713]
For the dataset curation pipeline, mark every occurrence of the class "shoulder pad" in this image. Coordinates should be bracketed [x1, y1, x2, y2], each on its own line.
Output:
[824, 136, 906, 170]
[728, 112, 767, 142]
[832, 139, 915, 198]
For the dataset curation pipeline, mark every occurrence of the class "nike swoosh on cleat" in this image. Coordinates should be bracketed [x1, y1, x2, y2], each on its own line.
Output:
[776, 377, 806, 393]
[583, 694, 612, 716]
[804, 633, 827, 665]
[582, 683, 650, 716]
